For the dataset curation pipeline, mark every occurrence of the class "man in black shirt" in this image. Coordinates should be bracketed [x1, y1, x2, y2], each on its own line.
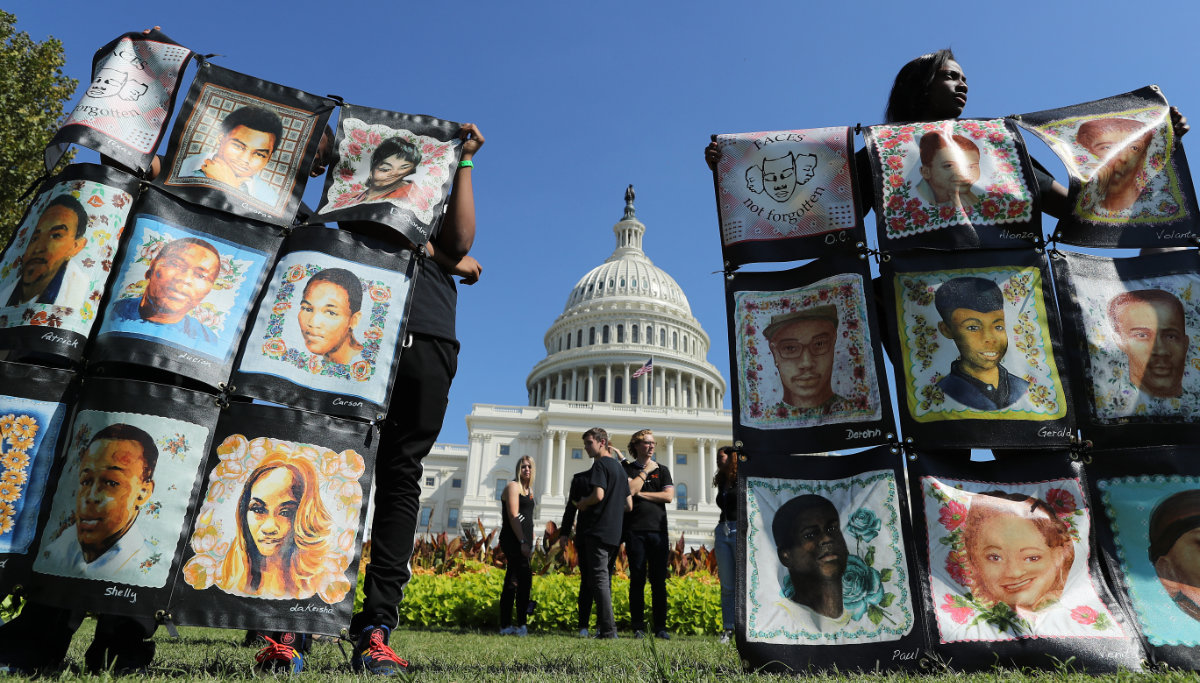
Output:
[623, 429, 674, 639]
[575, 427, 632, 639]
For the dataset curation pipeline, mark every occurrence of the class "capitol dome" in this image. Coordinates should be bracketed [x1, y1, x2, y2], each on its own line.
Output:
[526, 186, 726, 410]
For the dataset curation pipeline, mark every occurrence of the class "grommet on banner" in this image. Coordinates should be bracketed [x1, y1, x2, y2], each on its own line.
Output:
[854, 123, 862, 135]
[156, 611, 180, 639]
[1068, 435, 1094, 464]
[901, 436, 917, 461]
[215, 383, 233, 409]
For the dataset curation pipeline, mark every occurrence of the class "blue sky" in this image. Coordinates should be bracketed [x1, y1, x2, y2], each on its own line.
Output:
[8, 0, 1198, 443]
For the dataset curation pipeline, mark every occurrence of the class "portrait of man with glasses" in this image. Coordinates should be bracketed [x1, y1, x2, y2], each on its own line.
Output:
[764, 305, 854, 418]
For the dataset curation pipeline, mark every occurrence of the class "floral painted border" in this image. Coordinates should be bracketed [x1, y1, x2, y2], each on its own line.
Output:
[868, 119, 1032, 239]
[0, 414, 40, 536]
[745, 471, 913, 644]
[183, 434, 365, 605]
[734, 273, 881, 429]
[894, 265, 1066, 421]
[258, 263, 390, 382]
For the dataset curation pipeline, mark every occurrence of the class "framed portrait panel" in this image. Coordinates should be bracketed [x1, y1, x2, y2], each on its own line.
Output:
[232, 226, 416, 420]
[1088, 447, 1200, 669]
[1053, 249, 1200, 447]
[46, 29, 193, 174]
[738, 447, 927, 672]
[1017, 86, 1200, 248]
[26, 378, 219, 619]
[0, 362, 75, 592]
[725, 254, 893, 453]
[314, 103, 462, 248]
[882, 248, 1074, 449]
[169, 403, 376, 635]
[91, 188, 282, 388]
[712, 127, 863, 266]
[0, 164, 141, 361]
[908, 451, 1142, 672]
[156, 62, 335, 226]
[863, 118, 1041, 251]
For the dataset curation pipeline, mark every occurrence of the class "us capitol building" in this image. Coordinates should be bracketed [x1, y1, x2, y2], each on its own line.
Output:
[417, 187, 732, 548]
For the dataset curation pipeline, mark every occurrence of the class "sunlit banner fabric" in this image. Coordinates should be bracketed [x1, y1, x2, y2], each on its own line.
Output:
[315, 104, 462, 247]
[46, 29, 193, 175]
[738, 447, 927, 672]
[908, 450, 1142, 672]
[90, 188, 283, 389]
[724, 254, 893, 453]
[1052, 249, 1200, 448]
[881, 249, 1074, 449]
[232, 227, 416, 420]
[864, 119, 1041, 251]
[1017, 86, 1200, 247]
[169, 403, 375, 635]
[156, 63, 335, 227]
[712, 127, 863, 266]
[0, 361, 74, 593]
[26, 378, 219, 620]
[1087, 448, 1200, 669]
[0, 164, 140, 361]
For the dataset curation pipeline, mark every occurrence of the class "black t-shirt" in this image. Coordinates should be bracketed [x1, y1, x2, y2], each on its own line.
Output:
[716, 482, 737, 524]
[406, 255, 457, 342]
[560, 470, 593, 537]
[581, 456, 629, 547]
[623, 460, 672, 534]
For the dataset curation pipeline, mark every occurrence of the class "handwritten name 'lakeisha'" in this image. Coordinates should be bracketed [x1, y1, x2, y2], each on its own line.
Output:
[177, 352, 212, 366]
[290, 603, 334, 614]
[41, 331, 79, 347]
[1038, 425, 1071, 438]
[846, 427, 882, 440]
[105, 586, 137, 604]
[332, 398, 364, 407]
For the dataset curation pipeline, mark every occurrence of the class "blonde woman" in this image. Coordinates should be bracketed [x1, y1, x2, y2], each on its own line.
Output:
[498, 455, 536, 635]
[624, 429, 675, 639]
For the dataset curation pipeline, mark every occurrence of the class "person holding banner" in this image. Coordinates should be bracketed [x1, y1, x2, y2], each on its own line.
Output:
[346, 123, 484, 676]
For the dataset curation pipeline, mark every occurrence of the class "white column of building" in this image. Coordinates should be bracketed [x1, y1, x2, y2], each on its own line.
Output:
[664, 436, 676, 505]
[605, 365, 612, 403]
[555, 430, 568, 496]
[677, 371, 684, 408]
[540, 429, 554, 499]
[623, 364, 630, 404]
[698, 439, 711, 504]
[465, 434, 484, 499]
[689, 376, 697, 409]
[542, 377, 550, 405]
[571, 369, 578, 402]
[587, 367, 595, 402]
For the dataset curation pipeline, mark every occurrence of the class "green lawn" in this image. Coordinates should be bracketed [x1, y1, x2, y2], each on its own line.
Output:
[48, 619, 1190, 681]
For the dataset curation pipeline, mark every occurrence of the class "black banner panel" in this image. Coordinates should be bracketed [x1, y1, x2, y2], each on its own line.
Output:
[738, 447, 928, 673]
[712, 127, 864, 266]
[1017, 86, 1200, 248]
[725, 254, 894, 452]
[156, 63, 335, 227]
[908, 451, 1143, 672]
[232, 227, 417, 420]
[90, 188, 283, 388]
[1088, 448, 1200, 669]
[863, 118, 1042, 251]
[882, 248, 1074, 449]
[0, 362, 75, 592]
[1053, 249, 1200, 447]
[314, 103, 462, 247]
[0, 164, 141, 361]
[169, 403, 376, 635]
[46, 29, 193, 175]
[26, 379, 219, 619]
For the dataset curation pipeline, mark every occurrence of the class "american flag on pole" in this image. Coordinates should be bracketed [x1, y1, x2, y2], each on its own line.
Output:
[632, 358, 653, 378]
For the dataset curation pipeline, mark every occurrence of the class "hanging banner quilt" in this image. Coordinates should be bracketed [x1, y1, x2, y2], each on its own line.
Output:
[712, 127, 863, 266]
[1016, 86, 1199, 247]
[0, 163, 140, 361]
[46, 29, 193, 174]
[863, 118, 1041, 251]
[90, 187, 282, 388]
[725, 253, 893, 453]
[232, 226, 416, 420]
[314, 103, 462, 248]
[156, 62, 335, 227]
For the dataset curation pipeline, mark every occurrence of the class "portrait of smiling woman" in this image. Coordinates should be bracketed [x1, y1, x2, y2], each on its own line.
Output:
[218, 453, 333, 599]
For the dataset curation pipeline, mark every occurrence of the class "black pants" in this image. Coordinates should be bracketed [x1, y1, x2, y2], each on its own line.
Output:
[574, 535, 615, 630]
[626, 529, 669, 632]
[0, 602, 156, 672]
[499, 541, 532, 628]
[350, 334, 458, 634]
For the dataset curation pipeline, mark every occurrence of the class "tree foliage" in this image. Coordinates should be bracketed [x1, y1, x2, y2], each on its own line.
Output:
[0, 10, 77, 245]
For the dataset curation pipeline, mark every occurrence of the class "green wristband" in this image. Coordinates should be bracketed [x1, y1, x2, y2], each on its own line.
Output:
[458, 159, 474, 168]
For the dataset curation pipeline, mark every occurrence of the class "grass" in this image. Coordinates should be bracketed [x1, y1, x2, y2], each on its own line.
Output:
[45, 618, 1193, 681]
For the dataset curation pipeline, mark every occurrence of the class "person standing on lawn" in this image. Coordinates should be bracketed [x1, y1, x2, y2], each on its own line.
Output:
[498, 456, 536, 636]
[623, 429, 674, 639]
[574, 427, 632, 639]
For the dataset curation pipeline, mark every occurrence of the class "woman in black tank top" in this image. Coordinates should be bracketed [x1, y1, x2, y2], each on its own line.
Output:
[498, 456, 536, 635]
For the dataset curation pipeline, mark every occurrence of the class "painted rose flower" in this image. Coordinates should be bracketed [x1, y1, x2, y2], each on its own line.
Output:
[286, 265, 307, 283]
[841, 554, 885, 621]
[272, 301, 291, 315]
[350, 360, 373, 381]
[183, 555, 219, 590]
[263, 339, 287, 359]
[941, 593, 974, 624]
[845, 508, 882, 544]
[340, 450, 366, 479]
[369, 285, 390, 302]
[1046, 488, 1076, 516]
[945, 549, 970, 586]
[319, 575, 352, 605]
[1070, 605, 1098, 625]
[939, 499, 968, 531]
